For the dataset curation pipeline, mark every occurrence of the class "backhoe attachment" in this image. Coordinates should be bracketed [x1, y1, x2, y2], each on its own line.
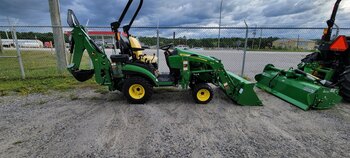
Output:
[67, 9, 114, 90]
[255, 64, 342, 110]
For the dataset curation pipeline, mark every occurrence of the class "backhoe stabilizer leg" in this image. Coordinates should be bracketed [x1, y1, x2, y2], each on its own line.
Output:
[221, 71, 262, 106]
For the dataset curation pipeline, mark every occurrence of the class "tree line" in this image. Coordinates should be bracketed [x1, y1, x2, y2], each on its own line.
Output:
[0, 31, 54, 43]
[138, 36, 279, 49]
[1, 31, 281, 49]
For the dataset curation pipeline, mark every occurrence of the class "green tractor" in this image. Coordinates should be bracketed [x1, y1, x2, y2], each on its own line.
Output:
[298, 0, 350, 101]
[255, 0, 346, 110]
[66, 0, 262, 105]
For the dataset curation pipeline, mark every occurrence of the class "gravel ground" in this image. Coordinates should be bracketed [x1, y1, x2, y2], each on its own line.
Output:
[0, 87, 349, 157]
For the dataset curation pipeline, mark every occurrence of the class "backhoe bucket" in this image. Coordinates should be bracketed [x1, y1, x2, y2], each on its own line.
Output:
[70, 69, 94, 82]
[255, 64, 342, 110]
[222, 71, 262, 106]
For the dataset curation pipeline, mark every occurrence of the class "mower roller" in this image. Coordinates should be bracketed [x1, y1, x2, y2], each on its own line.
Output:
[66, 0, 262, 106]
[256, 0, 347, 110]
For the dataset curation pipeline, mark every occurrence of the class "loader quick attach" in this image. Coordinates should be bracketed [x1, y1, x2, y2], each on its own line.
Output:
[66, 0, 262, 106]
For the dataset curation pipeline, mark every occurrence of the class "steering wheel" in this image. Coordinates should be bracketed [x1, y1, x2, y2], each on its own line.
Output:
[160, 44, 173, 51]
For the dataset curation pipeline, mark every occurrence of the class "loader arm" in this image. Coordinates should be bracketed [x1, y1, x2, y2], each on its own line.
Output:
[67, 26, 114, 89]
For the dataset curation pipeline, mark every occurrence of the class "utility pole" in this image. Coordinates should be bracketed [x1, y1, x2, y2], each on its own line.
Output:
[48, 0, 66, 73]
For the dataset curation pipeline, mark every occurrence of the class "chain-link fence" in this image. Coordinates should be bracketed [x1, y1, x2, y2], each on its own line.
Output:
[1, 25, 350, 80]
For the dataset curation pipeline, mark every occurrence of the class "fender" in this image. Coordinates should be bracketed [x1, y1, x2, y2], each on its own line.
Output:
[122, 64, 158, 86]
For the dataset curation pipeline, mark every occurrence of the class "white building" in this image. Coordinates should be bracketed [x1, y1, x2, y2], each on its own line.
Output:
[1, 39, 44, 48]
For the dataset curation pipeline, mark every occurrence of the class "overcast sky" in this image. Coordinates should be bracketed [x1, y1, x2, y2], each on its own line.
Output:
[0, 0, 350, 27]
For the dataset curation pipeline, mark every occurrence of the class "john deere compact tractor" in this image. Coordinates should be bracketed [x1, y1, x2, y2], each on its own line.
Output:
[66, 0, 261, 105]
[255, 0, 347, 110]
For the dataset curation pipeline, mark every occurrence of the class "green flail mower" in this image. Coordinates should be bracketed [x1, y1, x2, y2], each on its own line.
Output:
[66, 0, 262, 106]
[255, 64, 341, 110]
[256, 0, 347, 110]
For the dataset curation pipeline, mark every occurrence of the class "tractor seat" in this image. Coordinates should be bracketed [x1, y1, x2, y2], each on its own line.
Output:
[128, 36, 158, 64]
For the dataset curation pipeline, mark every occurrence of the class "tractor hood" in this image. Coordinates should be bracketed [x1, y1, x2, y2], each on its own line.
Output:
[175, 48, 222, 64]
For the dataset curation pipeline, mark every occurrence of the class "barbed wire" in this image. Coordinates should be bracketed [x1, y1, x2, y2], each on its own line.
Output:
[0, 25, 350, 30]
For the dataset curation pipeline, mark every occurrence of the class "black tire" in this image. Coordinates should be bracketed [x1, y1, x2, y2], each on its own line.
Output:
[192, 83, 214, 104]
[189, 82, 195, 89]
[339, 67, 350, 101]
[122, 77, 153, 104]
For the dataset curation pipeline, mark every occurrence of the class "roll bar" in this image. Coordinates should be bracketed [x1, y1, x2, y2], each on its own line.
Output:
[110, 0, 143, 34]
[322, 0, 342, 41]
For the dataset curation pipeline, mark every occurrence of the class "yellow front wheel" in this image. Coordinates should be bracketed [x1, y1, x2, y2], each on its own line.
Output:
[123, 77, 153, 104]
[192, 83, 214, 104]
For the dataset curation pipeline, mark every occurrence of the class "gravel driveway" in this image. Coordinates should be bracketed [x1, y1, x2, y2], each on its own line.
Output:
[0, 88, 349, 157]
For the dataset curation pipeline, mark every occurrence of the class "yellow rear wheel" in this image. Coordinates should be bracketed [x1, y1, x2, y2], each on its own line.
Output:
[128, 84, 145, 99]
[123, 77, 153, 104]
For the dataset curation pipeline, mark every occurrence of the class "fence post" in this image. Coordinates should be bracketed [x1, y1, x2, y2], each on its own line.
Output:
[112, 37, 117, 55]
[258, 28, 262, 50]
[156, 23, 160, 64]
[241, 20, 249, 77]
[0, 35, 3, 54]
[49, 0, 67, 73]
[12, 26, 25, 79]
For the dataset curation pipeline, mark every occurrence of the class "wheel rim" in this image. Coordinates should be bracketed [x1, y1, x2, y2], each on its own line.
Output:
[197, 89, 210, 102]
[129, 84, 145, 100]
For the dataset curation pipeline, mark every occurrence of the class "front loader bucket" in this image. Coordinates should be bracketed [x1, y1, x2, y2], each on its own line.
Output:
[255, 64, 341, 110]
[221, 71, 262, 106]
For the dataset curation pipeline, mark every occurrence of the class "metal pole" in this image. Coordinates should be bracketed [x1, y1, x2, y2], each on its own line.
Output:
[258, 28, 262, 50]
[12, 26, 25, 79]
[0, 34, 3, 54]
[218, 0, 223, 49]
[297, 34, 300, 49]
[5, 29, 9, 39]
[5, 29, 10, 39]
[251, 24, 257, 49]
[48, 0, 67, 73]
[102, 35, 105, 50]
[241, 20, 249, 77]
[112, 36, 117, 55]
[156, 25, 160, 64]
